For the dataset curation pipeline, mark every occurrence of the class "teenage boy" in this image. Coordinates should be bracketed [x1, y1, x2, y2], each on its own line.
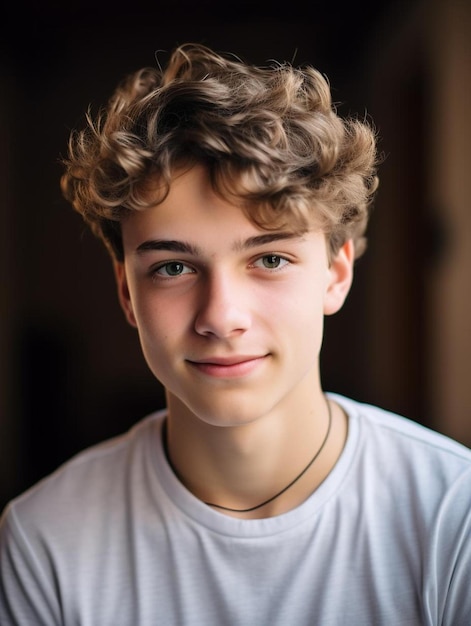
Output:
[1, 43, 470, 625]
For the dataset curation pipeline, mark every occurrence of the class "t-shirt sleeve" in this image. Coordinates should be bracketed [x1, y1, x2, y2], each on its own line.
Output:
[0, 504, 61, 626]
[425, 467, 471, 626]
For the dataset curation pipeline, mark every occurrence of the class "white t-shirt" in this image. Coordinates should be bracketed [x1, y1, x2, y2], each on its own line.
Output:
[1, 394, 470, 625]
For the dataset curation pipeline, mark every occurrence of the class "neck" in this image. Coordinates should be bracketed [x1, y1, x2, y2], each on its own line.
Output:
[163, 390, 347, 519]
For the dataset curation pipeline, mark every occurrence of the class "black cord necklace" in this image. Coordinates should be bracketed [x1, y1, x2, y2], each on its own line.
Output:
[204, 398, 333, 513]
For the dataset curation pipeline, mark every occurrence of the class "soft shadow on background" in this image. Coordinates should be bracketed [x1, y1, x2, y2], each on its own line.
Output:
[1, 0, 470, 510]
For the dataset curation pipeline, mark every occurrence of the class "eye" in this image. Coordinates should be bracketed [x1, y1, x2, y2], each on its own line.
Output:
[153, 261, 194, 277]
[253, 255, 289, 270]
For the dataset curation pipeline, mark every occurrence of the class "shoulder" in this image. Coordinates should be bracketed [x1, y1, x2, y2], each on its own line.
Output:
[329, 395, 471, 620]
[331, 393, 471, 467]
[330, 393, 471, 516]
[1, 410, 166, 539]
[330, 392, 471, 526]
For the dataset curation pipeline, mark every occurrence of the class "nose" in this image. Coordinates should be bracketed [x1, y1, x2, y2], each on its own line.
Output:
[194, 270, 252, 338]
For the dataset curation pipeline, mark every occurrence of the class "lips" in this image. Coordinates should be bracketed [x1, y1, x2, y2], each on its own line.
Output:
[187, 355, 267, 378]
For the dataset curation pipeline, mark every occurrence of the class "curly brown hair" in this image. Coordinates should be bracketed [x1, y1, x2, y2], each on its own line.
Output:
[61, 43, 379, 261]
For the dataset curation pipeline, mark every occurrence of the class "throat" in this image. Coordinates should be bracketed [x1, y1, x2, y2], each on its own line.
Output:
[162, 397, 337, 518]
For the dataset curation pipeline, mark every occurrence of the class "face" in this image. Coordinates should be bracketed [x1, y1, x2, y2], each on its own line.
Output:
[115, 165, 354, 428]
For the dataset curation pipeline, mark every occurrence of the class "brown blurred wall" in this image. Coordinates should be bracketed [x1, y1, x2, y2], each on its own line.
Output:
[363, 0, 471, 443]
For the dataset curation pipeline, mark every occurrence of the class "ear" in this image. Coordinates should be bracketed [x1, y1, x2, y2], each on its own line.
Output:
[113, 261, 138, 328]
[323, 239, 355, 316]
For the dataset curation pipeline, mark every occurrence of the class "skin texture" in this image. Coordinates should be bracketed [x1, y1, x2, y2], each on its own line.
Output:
[115, 164, 354, 518]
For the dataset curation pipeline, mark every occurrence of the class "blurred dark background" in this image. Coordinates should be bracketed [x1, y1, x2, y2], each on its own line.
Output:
[1, 0, 470, 511]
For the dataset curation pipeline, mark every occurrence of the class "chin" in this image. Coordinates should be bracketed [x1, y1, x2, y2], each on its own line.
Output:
[171, 389, 276, 430]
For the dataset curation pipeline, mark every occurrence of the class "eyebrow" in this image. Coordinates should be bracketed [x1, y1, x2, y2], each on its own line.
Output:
[234, 232, 302, 251]
[135, 232, 302, 256]
[136, 239, 202, 255]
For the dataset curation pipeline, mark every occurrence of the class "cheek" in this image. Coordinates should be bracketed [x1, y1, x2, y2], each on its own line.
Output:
[293, 303, 325, 350]
[278, 274, 326, 317]
[130, 292, 180, 353]
[284, 300, 325, 379]
[139, 309, 173, 341]
[264, 286, 325, 348]
[132, 304, 179, 384]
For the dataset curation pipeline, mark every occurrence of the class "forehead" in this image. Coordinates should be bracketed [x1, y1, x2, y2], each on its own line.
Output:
[122, 166, 296, 248]
[123, 164, 320, 246]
